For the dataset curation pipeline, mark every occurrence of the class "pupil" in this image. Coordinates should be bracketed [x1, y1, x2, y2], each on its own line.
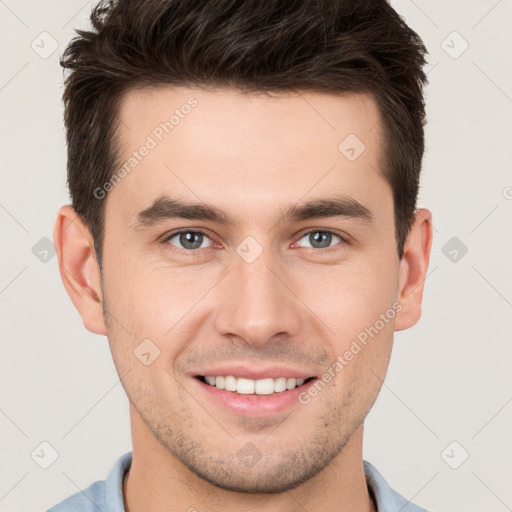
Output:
[181, 232, 203, 249]
[311, 231, 331, 249]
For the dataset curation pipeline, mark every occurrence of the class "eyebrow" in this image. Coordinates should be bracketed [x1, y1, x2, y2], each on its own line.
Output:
[131, 194, 373, 230]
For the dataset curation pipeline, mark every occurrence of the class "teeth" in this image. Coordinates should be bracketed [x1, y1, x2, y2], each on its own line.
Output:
[205, 376, 216, 386]
[286, 377, 297, 390]
[236, 377, 255, 394]
[202, 375, 310, 394]
[225, 375, 237, 391]
[274, 377, 287, 392]
[255, 378, 274, 395]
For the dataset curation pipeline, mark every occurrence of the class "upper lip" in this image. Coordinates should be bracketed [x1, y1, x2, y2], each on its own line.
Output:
[192, 365, 316, 380]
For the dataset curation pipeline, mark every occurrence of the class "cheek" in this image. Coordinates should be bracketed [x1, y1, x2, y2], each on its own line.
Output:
[295, 255, 398, 389]
[101, 253, 224, 369]
[101, 242, 197, 329]
[298, 256, 399, 339]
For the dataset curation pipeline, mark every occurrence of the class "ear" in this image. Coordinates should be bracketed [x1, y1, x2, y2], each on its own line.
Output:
[53, 205, 107, 335]
[394, 208, 433, 331]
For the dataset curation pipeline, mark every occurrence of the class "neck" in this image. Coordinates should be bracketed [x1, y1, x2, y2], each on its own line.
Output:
[123, 406, 376, 512]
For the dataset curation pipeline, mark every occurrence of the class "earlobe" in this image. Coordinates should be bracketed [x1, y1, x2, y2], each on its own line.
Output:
[53, 205, 107, 335]
[394, 208, 433, 332]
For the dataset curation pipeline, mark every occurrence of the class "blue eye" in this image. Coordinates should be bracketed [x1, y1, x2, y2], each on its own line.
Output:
[165, 230, 213, 251]
[296, 230, 344, 250]
[162, 228, 347, 257]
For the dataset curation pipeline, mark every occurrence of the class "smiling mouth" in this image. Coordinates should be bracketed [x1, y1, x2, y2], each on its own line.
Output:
[196, 375, 316, 395]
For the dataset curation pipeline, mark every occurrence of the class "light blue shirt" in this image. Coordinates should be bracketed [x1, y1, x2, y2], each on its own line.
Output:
[47, 451, 429, 511]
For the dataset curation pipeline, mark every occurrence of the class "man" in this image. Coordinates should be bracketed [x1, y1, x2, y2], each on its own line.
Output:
[49, 0, 433, 510]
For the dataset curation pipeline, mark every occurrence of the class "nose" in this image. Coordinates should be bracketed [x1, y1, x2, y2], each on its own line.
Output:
[214, 247, 302, 347]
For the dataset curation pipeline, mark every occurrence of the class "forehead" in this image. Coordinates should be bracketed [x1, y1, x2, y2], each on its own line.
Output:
[117, 86, 383, 152]
[109, 86, 390, 228]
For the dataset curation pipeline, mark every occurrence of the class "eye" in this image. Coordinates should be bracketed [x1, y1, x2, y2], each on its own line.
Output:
[162, 228, 348, 256]
[295, 230, 346, 250]
[165, 230, 213, 251]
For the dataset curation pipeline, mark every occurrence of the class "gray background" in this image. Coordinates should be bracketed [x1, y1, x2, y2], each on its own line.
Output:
[1, 1, 511, 511]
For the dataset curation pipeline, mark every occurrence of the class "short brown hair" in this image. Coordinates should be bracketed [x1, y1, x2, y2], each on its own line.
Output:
[60, 0, 428, 267]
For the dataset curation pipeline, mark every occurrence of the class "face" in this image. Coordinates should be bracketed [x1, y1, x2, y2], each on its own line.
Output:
[63, 86, 426, 493]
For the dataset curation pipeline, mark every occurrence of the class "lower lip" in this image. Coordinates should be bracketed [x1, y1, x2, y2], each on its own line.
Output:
[192, 377, 318, 417]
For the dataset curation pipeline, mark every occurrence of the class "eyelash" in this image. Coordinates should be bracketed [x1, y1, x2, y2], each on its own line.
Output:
[162, 228, 349, 257]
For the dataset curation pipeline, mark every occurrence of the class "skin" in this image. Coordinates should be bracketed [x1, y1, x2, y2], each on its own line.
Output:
[54, 86, 432, 512]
